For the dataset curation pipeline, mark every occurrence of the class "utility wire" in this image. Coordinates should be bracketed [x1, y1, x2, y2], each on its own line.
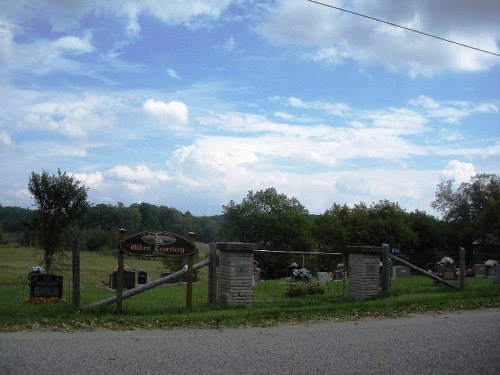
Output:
[308, 0, 500, 58]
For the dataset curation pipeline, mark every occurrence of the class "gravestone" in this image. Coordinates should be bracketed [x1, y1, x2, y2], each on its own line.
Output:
[138, 270, 147, 284]
[473, 264, 485, 276]
[317, 271, 333, 283]
[29, 274, 63, 298]
[109, 270, 135, 289]
[395, 266, 411, 278]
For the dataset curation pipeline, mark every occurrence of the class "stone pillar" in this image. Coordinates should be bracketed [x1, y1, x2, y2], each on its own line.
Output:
[347, 247, 382, 301]
[217, 242, 256, 307]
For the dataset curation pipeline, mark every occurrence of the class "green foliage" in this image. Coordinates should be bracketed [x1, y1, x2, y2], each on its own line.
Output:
[432, 174, 500, 256]
[223, 187, 312, 251]
[286, 280, 326, 297]
[28, 170, 89, 271]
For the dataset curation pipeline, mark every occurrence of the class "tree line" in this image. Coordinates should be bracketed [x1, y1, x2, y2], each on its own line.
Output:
[0, 171, 498, 272]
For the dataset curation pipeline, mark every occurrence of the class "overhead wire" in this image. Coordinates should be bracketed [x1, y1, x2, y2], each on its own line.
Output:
[307, 0, 500, 58]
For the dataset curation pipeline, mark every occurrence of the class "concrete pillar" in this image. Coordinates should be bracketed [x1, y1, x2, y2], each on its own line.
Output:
[347, 247, 382, 301]
[217, 242, 256, 307]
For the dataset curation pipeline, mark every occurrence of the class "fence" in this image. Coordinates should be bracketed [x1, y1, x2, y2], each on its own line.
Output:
[0, 246, 209, 311]
[252, 249, 347, 303]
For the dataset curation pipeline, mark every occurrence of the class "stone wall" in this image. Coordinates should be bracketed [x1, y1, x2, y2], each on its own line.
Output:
[348, 252, 380, 301]
[217, 242, 256, 307]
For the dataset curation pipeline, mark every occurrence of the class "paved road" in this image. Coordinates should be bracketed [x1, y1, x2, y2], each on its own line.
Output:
[1, 309, 499, 375]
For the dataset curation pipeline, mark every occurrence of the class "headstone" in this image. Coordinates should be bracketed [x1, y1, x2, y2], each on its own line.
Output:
[473, 264, 486, 276]
[317, 271, 333, 283]
[29, 274, 63, 298]
[109, 270, 135, 289]
[395, 266, 411, 278]
[138, 270, 147, 284]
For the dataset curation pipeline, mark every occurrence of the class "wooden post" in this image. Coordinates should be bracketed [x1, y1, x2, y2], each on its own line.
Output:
[72, 237, 81, 309]
[208, 243, 217, 305]
[459, 247, 466, 290]
[381, 243, 391, 291]
[117, 228, 127, 313]
[186, 254, 194, 309]
[86, 258, 210, 309]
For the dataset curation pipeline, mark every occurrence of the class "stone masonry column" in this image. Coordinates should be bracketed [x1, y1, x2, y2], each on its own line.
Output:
[346, 246, 384, 301]
[217, 242, 256, 307]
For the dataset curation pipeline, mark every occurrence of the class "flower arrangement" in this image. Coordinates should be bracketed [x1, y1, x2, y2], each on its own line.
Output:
[28, 266, 46, 274]
[485, 259, 497, 267]
[292, 267, 312, 280]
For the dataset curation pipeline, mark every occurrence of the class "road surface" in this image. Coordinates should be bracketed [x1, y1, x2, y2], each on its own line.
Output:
[1, 309, 499, 374]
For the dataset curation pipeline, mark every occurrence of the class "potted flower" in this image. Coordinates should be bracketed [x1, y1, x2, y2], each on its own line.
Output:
[485, 259, 497, 277]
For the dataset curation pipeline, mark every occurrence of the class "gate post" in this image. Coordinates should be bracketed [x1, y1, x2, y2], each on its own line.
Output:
[346, 246, 384, 301]
[208, 243, 218, 305]
[217, 242, 256, 307]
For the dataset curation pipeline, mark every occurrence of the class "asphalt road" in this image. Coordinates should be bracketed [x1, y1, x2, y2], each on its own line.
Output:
[1, 309, 499, 375]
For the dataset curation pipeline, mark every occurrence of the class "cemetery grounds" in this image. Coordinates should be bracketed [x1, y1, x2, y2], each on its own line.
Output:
[0, 245, 499, 331]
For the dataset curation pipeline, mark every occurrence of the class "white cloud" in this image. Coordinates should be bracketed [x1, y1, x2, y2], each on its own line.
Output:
[53, 35, 96, 54]
[22, 94, 119, 139]
[104, 165, 171, 193]
[71, 172, 104, 189]
[221, 35, 236, 52]
[143, 99, 189, 129]
[258, 0, 500, 75]
[167, 68, 180, 79]
[0, 132, 13, 149]
[441, 160, 476, 183]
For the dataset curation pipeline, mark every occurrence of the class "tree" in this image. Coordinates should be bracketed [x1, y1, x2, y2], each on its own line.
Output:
[312, 204, 349, 251]
[28, 170, 89, 272]
[223, 187, 311, 251]
[432, 174, 500, 246]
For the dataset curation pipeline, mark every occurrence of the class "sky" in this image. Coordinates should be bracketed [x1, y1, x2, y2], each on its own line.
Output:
[0, 0, 499, 216]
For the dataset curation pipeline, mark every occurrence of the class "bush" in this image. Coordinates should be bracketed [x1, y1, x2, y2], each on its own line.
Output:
[285, 280, 325, 297]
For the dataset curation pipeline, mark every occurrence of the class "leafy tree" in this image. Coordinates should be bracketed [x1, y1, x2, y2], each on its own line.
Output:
[368, 200, 418, 251]
[28, 170, 89, 272]
[312, 204, 349, 251]
[432, 173, 500, 261]
[223, 187, 311, 251]
[223, 188, 312, 278]
[406, 209, 444, 267]
[432, 174, 500, 242]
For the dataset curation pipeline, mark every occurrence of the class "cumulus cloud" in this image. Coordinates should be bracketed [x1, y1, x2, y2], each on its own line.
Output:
[53, 35, 96, 54]
[441, 160, 476, 183]
[258, 0, 500, 75]
[71, 172, 104, 188]
[143, 99, 189, 130]
[105, 165, 170, 193]
[22, 94, 119, 139]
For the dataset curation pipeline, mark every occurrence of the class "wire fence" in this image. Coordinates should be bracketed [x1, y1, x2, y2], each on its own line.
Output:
[252, 249, 347, 303]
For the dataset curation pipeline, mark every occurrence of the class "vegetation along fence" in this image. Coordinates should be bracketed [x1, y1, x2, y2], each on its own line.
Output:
[252, 249, 347, 303]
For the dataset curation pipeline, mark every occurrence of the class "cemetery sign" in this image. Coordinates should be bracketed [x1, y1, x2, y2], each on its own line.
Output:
[121, 231, 195, 257]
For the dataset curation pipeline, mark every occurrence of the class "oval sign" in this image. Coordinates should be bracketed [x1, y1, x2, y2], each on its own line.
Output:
[121, 231, 195, 257]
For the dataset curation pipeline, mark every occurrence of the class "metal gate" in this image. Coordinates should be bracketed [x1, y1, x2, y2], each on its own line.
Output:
[252, 250, 347, 303]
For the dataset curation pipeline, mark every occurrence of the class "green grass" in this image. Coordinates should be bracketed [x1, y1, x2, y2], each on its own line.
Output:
[0, 246, 499, 331]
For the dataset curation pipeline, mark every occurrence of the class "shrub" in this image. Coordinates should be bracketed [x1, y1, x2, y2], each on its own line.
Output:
[285, 280, 325, 297]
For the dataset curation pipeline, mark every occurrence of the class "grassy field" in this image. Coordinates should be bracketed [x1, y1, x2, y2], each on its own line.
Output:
[0, 246, 499, 331]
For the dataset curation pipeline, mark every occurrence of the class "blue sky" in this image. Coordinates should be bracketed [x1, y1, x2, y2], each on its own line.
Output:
[1, 0, 499, 216]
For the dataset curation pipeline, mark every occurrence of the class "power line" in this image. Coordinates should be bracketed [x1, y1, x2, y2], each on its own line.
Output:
[308, 0, 500, 58]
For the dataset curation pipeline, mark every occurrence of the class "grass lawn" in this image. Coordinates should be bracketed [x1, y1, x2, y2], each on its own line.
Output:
[0, 246, 499, 331]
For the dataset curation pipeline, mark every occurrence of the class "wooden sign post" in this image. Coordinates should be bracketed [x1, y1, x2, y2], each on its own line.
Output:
[117, 230, 196, 311]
